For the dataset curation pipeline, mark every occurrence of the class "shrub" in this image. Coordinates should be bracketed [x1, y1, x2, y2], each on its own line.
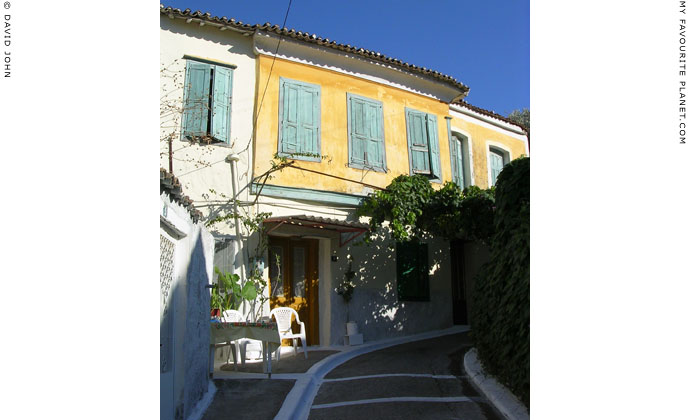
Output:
[471, 157, 530, 407]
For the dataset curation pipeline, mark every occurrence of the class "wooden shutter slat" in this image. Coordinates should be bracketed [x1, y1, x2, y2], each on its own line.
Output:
[211, 66, 233, 143]
[182, 61, 211, 139]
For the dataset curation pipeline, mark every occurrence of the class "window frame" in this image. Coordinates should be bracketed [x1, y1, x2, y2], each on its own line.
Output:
[396, 240, 430, 302]
[449, 131, 473, 189]
[277, 77, 322, 162]
[346, 93, 387, 173]
[486, 142, 511, 187]
[181, 58, 234, 145]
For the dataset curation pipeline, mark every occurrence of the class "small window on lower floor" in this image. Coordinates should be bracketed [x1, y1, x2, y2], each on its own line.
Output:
[396, 241, 430, 302]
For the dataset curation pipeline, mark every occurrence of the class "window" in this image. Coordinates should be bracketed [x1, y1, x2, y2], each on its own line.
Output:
[488, 146, 510, 187]
[405, 108, 441, 181]
[450, 133, 472, 189]
[347, 93, 386, 172]
[182, 60, 234, 144]
[278, 78, 321, 161]
[213, 238, 235, 282]
[396, 241, 430, 301]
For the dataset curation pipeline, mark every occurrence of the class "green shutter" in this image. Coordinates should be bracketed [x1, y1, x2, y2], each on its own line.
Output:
[182, 61, 211, 139]
[280, 80, 299, 154]
[455, 137, 465, 187]
[396, 241, 429, 301]
[211, 66, 233, 143]
[449, 133, 465, 188]
[427, 114, 441, 179]
[406, 109, 430, 174]
[279, 78, 321, 160]
[348, 94, 386, 171]
[298, 84, 320, 156]
[349, 97, 366, 165]
[490, 150, 504, 186]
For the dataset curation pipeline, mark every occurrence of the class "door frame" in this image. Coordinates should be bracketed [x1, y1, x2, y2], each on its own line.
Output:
[267, 236, 320, 345]
[450, 239, 468, 325]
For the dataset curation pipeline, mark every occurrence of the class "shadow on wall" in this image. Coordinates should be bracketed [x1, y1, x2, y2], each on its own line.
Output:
[161, 17, 256, 60]
[329, 228, 452, 345]
[160, 231, 212, 420]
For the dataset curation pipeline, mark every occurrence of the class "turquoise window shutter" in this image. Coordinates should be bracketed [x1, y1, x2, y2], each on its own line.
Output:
[211, 66, 233, 143]
[427, 114, 441, 179]
[182, 61, 211, 139]
[349, 97, 366, 166]
[406, 109, 430, 174]
[446, 119, 458, 184]
[280, 80, 300, 154]
[450, 134, 465, 188]
[348, 94, 386, 171]
[279, 78, 321, 160]
[490, 150, 504, 185]
[455, 137, 465, 187]
[298, 84, 320, 155]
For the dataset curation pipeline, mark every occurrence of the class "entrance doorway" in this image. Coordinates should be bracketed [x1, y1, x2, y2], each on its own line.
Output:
[267, 237, 319, 345]
[450, 239, 468, 324]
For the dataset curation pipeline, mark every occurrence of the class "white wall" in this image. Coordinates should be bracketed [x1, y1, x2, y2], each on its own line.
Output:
[160, 192, 215, 420]
[330, 230, 453, 345]
[160, 16, 257, 238]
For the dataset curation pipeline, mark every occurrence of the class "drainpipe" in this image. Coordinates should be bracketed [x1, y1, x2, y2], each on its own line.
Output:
[225, 153, 248, 319]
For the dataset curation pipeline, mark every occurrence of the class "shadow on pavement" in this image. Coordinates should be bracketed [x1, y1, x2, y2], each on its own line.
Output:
[219, 350, 340, 374]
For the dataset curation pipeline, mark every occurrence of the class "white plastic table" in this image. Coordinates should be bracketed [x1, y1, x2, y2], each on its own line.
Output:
[209, 321, 281, 378]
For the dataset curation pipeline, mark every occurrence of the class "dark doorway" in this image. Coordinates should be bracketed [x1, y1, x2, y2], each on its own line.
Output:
[450, 239, 468, 324]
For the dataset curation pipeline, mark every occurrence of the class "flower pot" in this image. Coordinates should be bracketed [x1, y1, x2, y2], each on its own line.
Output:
[346, 321, 358, 336]
[211, 308, 221, 319]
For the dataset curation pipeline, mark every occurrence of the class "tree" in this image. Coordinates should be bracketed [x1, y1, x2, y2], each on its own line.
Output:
[507, 108, 530, 131]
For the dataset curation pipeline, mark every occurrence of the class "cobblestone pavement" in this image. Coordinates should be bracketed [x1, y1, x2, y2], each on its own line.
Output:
[308, 333, 504, 420]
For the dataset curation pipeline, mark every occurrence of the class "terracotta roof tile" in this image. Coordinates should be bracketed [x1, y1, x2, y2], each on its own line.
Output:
[160, 168, 203, 223]
[160, 4, 469, 94]
[451, 100, 528, 133]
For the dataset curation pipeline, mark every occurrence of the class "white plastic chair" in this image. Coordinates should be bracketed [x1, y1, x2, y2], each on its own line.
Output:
[270, 307, 308, 361]
[221, 309, 262, 368]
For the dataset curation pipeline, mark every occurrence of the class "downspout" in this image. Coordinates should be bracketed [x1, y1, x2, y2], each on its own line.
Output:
[225, 153, 249, 319]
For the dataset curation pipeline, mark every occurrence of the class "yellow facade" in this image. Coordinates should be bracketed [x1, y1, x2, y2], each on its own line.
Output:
[448, 115, 528, 189]
[253, 54, 527, 194]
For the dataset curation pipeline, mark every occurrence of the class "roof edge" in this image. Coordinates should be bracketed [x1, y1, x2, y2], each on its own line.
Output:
[160, 4, 469, 96]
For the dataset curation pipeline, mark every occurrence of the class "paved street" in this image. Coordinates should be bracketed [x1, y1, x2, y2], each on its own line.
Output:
[308, 333, 503, 420]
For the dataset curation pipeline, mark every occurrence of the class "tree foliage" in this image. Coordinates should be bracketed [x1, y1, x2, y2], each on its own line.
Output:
[507, 108, 530, 131]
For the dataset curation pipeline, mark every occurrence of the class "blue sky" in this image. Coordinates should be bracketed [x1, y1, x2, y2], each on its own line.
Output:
[161, 0, 529, 116]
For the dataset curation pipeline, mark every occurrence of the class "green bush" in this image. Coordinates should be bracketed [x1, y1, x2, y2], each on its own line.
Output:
[471, 157, 530, 407]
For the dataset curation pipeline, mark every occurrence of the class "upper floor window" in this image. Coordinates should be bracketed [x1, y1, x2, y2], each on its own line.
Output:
[347, 93, 386, 172]
[450, 132, 472, 189]
[489, 146, 510, 187]
[182, 60, 233, 144]
[278, 78, 321, 161]
[405, 108, 441, 181]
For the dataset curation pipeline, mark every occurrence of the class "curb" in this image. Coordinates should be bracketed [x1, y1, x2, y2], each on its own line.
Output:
[186, 380, 217, 420]
[276, 325, 470, 420]
[463, 348, 529, 420]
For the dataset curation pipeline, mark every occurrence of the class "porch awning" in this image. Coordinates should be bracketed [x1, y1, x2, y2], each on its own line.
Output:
[263, 215, 369, 247]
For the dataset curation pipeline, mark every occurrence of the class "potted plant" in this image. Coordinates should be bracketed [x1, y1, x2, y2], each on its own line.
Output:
[211, 267, 258, 319]
[335, 258, 357, 335]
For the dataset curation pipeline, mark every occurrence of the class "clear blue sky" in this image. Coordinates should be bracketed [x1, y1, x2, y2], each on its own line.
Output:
[162, 0, 529, 116]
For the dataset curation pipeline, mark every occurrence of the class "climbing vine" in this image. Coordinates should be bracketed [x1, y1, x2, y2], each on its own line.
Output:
[356, 174, 496, 243]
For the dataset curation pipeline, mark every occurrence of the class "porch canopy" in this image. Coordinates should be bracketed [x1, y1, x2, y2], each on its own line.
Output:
[263, 214, 369, 247]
